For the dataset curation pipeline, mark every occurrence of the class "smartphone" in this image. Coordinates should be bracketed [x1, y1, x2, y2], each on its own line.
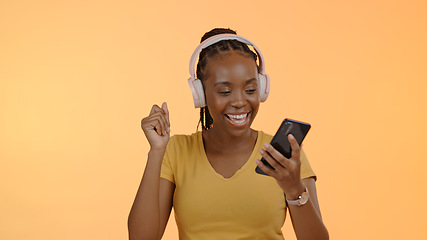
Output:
[255, 118, 311, 176]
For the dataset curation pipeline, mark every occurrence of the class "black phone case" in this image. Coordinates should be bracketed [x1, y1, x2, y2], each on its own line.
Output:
[255, 119, 311, 176]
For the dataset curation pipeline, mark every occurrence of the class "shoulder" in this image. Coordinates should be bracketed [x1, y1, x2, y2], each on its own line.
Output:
[169, 131, 200, 144]
[167, 131, 202, 151]
[163, 132, 202, 167]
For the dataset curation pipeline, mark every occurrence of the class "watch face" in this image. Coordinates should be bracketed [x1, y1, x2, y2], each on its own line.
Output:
[299, 191, 309, 205]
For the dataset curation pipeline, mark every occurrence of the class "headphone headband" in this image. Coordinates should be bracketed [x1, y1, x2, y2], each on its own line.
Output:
[188, 34, 267, 79]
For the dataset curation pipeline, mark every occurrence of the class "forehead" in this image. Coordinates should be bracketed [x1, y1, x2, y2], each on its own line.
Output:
[205, 53, 258, 84]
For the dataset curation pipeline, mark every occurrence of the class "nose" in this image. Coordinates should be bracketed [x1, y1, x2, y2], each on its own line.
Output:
[231, 90, 247, 109]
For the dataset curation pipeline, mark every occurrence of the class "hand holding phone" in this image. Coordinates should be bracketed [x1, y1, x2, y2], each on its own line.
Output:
[255, 118, 311, 176]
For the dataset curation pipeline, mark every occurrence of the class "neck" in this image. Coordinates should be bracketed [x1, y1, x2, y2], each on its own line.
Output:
[203, 126, 257, 153]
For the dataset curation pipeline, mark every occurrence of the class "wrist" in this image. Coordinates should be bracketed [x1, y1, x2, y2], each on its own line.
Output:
[286, 186, 310, 207]
[285, 181, 306, 200]
[148, 148, 166, 158]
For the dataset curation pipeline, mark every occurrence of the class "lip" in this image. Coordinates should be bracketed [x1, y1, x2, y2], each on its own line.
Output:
[224, 112, 251, 128]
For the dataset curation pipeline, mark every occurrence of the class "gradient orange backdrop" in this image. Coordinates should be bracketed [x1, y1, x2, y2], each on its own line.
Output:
[1, 0, 426, 239]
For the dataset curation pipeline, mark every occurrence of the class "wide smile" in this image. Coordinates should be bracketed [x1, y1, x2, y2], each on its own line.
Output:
[224, 112, 251, 128]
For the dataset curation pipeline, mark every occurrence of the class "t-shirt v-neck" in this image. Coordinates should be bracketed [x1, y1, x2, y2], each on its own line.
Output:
[197, 131, 261, 181]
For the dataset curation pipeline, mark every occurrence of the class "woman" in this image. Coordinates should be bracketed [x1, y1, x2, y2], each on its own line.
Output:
[128, 28, 329, 240]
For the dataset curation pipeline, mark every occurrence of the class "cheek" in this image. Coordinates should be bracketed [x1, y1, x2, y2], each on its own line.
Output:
[248, 95, 260, 112]
[248, 92, 261, 104]
[205, 94, 227, 120]
[251, 102, 260, 114]
[205, 92, 225, 107]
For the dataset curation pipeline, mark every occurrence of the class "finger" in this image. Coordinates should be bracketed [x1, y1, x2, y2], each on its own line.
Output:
[142, 117, 163, 135]
[162, 102, 170, 128]
[256, 159, 276, 177]
[153, 114, 168, 135]
[150, 111, 168, 128]
[143, 115, 167, 136]
[258, 148, 283, 171]
[148, 111, 168, 135]
[153, 120, 163, 136]
[263, 143, 291, 168]
[150, 104, 162, 115]
[288, 134, 301, 159]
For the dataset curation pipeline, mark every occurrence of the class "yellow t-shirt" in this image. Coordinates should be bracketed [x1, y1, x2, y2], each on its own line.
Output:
[161, 131, 316, 240]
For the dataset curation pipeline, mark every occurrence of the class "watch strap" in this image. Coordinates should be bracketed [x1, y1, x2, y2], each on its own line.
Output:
[286, 187, 309, 206]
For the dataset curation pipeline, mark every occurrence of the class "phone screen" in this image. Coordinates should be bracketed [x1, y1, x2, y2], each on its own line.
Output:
[255, 119, 311, 176]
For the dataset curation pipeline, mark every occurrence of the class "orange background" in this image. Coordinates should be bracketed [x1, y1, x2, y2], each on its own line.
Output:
[1, 0, 426, 239]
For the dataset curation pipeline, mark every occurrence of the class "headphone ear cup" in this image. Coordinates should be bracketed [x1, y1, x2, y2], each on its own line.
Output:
[258, 73, 270, 102]
[188, 77, 206, 108]
[195, 79, 206, 107]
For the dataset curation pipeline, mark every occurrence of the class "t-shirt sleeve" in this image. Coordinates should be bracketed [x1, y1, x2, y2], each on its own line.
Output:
[160, 136, 176, 184]
[300, 149, 317, 180]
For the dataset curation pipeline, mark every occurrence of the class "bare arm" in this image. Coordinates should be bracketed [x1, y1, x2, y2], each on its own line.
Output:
[128, 103, 175, 240]
[286, 177, 328, 240]
[128, 150, 175, 240]
[256, 135, 329, 240]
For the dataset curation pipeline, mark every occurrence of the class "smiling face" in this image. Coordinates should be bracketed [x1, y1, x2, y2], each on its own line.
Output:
[203, 52, 260, 137]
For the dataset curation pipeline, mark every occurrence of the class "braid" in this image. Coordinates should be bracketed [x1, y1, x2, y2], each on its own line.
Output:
[196, 28, 258, 130]
[204, 107, 213, 130]
[198, 107, 214, 131]
[198, 107, 206, 131]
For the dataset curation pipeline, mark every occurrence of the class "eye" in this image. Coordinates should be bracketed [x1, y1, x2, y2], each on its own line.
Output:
[218, 91, 231, 96]
[246, 88, 257, 94]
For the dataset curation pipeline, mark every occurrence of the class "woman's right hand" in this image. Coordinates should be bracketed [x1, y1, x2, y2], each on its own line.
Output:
[141, 102, 170, 151]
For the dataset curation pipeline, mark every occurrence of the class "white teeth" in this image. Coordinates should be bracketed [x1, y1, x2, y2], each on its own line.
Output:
[232, 119, 245, 124]
[227, 113, 248, 120]
[226, 113, 248, 125]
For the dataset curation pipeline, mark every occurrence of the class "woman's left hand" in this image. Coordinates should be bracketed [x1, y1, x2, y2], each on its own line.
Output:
[256, 134, 306, 200]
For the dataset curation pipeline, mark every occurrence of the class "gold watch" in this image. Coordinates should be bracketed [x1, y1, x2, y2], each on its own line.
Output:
[286, 187, 309, 206]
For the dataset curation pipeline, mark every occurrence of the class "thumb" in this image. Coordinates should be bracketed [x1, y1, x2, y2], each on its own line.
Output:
[162, 102, 170, 127]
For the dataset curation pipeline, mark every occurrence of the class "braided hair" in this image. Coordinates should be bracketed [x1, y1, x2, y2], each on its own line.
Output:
[196, 28, 259, 130]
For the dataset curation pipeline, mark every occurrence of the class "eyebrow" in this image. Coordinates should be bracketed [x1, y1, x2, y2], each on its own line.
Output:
[214, 78, 257, 86]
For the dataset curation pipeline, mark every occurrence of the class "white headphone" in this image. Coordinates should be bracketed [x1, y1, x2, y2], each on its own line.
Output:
[188, 34, 270, 108]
